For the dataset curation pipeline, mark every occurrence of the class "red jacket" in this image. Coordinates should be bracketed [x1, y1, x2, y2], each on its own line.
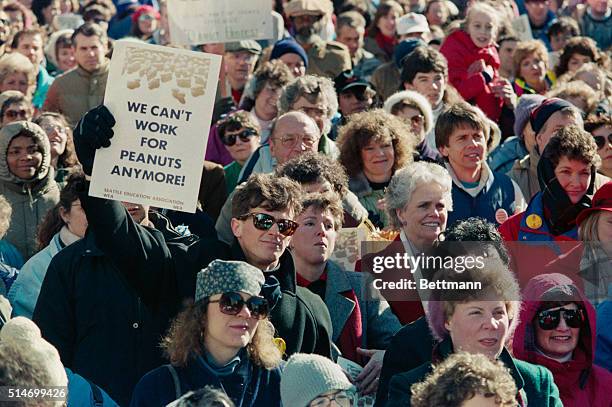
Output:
[512, 274, 612, 407]
[440, 29, 503, 121]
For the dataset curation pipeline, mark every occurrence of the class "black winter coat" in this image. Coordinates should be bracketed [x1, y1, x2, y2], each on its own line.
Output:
[228, 243, 334, 358]
[33, 193, 226, 406]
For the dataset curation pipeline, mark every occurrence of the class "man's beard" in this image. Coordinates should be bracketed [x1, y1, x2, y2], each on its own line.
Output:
[295, 20, 322, 44]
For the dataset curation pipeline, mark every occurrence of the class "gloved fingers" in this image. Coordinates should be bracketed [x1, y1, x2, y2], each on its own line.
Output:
[95, 105, 116, 128]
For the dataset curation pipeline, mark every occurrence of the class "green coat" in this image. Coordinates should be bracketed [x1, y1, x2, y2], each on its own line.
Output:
[386, 337, 563, 407]
[305, 38, 352, 80]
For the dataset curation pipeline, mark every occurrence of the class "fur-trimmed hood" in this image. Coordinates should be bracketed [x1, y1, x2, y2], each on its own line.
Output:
[382, 90, 433, 135]
[0, 121, 52, 185]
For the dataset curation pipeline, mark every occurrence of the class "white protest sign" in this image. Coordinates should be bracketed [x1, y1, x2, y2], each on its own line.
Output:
[168, 0, 273, 45]
[89, 40, 221, 213]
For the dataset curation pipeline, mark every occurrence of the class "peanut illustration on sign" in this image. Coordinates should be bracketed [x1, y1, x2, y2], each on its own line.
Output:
[121, 46, 210, 104]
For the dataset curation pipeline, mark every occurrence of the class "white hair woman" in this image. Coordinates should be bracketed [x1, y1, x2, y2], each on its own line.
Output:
[360, 161, 452, 324]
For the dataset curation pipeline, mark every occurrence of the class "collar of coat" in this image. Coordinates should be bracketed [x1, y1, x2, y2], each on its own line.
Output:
[76, 59, 110, 78]
[434, 336, 526, 392]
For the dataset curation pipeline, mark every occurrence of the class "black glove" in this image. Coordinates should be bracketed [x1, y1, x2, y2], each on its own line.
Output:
[212, 96, 236, 124]
[73, 105, 116, 175]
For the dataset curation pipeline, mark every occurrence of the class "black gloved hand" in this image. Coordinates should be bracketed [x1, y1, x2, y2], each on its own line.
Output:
[73, 105, 116, 175]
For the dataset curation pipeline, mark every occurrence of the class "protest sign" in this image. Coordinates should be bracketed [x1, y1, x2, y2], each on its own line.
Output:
[167, 0, 273, 45]
[89, 40, 221, 213]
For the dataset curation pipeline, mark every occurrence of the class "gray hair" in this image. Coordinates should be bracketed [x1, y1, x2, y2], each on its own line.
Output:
[278, 75, 338, 135]
[385, 162, 453, 230]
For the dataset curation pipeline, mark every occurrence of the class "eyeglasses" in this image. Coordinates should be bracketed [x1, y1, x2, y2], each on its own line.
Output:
[139, 14, 156, 22]
[4, 109, 28, 119]
[274, 134, 318, 148]
[525, 0, 549, 4]
[298, 106, 326, 118]
[537, 307, 584, 330]
[593, 134, 612, 149]
[40, 124, 66, 135]
[310, 390, 354, 407]
[209, 292, 269, 320]
[237, 212, 299, 237]
[221, 129, 258, 146]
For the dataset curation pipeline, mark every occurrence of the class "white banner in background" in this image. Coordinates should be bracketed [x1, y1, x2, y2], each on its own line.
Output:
[168, 0, 273, 45]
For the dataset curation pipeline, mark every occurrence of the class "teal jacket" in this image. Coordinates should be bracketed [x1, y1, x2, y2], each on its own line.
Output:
[33, 65, 54, 109]
[386, 337, 563, 407]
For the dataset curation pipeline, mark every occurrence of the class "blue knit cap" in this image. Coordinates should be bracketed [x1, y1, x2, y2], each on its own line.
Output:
[530, 98, 575, 135]
[270, 38, 309, 68]
[393, 38, 426, 69]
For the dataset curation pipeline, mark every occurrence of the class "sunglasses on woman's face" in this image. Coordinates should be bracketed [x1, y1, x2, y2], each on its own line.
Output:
[593, 133, 612, 149]
[4, 109, 28, 119]
[537, 307, 584, 330]
[208, 292, 269, 320]
[237, 212, 299, 237]
[222, 129, 257, 146]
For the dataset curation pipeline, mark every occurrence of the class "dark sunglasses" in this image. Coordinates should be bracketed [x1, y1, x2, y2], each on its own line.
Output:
[237, 212, 299, 237]
[4, 109, 28, 119]
[222, 129, 257, 146]
[593, 134, 612, 149]
[537, 307, 584, 330]
[209, 292, 269, 320]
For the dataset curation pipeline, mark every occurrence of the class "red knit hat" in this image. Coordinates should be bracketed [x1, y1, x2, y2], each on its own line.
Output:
[576, 181, 612, 225]
[131, 5, 160, 24]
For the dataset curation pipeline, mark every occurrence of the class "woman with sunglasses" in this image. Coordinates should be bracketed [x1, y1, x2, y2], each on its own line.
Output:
[386, 256, 563, 407]
[130, 5, 160, 43]
[131, 260, 283, 407]
[512, 273, 612, 407]
[585, 115, 612, 179]
[217, 111, 261, 194]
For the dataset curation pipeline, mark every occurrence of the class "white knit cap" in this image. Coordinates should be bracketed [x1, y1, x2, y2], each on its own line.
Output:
[281, 353, 354, 407]
[396, 13, 430, 36]
[0, 317, 68, 388]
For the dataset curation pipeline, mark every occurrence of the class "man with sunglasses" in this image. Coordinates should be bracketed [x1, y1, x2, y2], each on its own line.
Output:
[215, 111, 321, 244]
[329, 69, 376, 141]
[229, 173, 333, 358]
[585, 115, 612, 180]
[513, 273, 612, 407]
[217, 111, 261, 194]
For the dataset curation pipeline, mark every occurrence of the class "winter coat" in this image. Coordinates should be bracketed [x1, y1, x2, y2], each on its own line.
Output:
[440, 29, 503, 121]
[33, 65, 54, 110]
[499, 192, 582, 287]
[0, 239, 24, 269]
[323, 261, 401, 351]
[33, 193, 224, 406]
[130, 352, 281, 407]
[512, 273, 612, 407]
[487, 136, 528, 174]
[43, 61, 110, 126]
[229, 243, 334, 359]
[0, 121, 60, 260]
[596, 300, 612, 372]
[66, 368, 119, 407]
[9, 231, 65, 319]
[370, 62, 400, 103]
[386, 337, 563, 407]
[375, 317, 435, 407]
[348, 172, 388, 229]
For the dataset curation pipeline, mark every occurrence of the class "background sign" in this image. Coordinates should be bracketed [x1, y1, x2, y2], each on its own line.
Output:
[168, 0, 273, 45]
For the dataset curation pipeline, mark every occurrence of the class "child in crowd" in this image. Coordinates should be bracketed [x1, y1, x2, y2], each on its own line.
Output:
[440, 2, 512, 121]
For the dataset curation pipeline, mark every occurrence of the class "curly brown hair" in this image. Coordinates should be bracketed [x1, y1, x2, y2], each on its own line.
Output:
[275, 151, 349, 198]
[300, 192, 345, 231]
[252, 60, 294, 99]
[337, 109, 416, 177]
[555, 36, 609, 78]
[411, 352, 517, 407]
[162, 300, 281, 369]
[34, 112, 80, 169]
[546, 80, 598, 116]
[543, 125, 600, 170]
[231, 173, 303, 219]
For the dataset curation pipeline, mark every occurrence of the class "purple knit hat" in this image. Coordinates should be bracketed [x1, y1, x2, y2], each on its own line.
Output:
[513, 94, 546, 138]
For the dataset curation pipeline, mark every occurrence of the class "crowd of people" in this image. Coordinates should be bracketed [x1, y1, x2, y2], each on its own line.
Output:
[0, 0, 611, 406]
